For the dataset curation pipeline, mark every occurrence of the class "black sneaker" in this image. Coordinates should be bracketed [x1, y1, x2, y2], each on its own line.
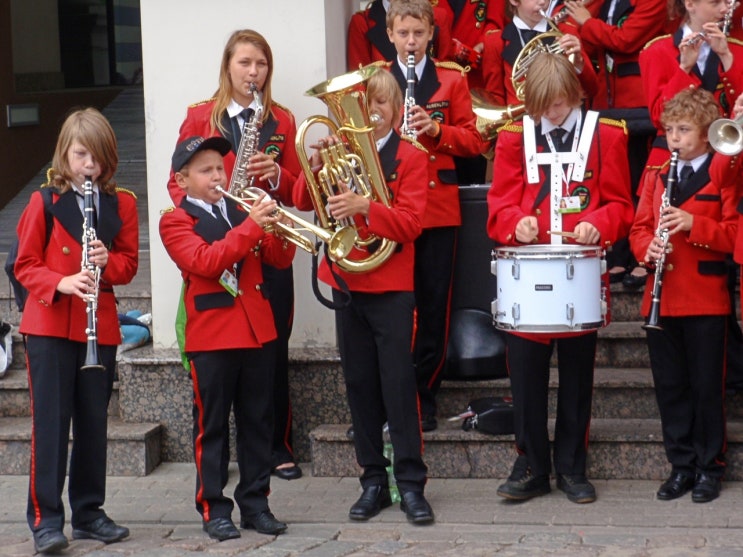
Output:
[556, 473, 597, 503]
[497, 457, 550, 501]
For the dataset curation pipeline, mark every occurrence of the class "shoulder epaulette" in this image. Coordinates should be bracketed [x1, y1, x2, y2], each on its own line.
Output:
[435, 60, 468, 76]
[646, 162, 667, 171]
[728, 37, 743, 47]
[188, 97, 216, 108]
[369, 60, 391, 69]
[497, 121, 523, 134]
[42, 167, 55, 187]
[599, 117, 628, 135]
[430, 0, 438, 6]
[160, 206, 175, 215]
[485, 28, 501, 36]
[272, 100, 291, 114]
[116, 187, 137, 199]
[643, 34, 670, 51]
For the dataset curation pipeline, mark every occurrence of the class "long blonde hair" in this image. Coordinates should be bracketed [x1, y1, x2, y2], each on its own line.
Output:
[523, 53, 583, 121]
[49, 107, 118, 194]
[210, 29, 274, 134]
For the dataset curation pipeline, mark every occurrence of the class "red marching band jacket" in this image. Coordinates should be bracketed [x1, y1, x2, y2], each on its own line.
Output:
[167, 98, 301, 207]
[486, 115, 634, 341]
[159, 199, 295, 352]
[629, 153, 738, 317]
[293, 133, 428, 293]
[16, 187, 139, 345]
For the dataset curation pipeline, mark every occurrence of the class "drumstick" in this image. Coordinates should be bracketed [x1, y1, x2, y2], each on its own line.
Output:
[548, 230, 579, 239]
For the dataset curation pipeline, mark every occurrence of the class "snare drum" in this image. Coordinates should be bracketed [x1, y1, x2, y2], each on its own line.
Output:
[491, 245, 607, 333]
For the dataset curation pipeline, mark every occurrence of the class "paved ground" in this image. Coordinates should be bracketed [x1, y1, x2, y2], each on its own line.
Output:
[1, 463, 743, 556]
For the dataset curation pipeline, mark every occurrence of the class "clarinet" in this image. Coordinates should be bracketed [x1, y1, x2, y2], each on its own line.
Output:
[643, 150, 679, 331]
[400, 53, 427, 152]
[81, 176, 105, 371]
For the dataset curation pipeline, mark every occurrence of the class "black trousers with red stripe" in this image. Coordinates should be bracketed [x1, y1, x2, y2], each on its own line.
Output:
[189, 344, 276, 521]
[413, 226, 458, 418]
[262, 263, 296, 469]
[26, 335, 116, 533]
[646, 315, 727, 478]
[506, 332, 597, 478]
[333, 289, 428, 494]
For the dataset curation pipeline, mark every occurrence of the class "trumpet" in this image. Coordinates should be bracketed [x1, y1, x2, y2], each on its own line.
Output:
[708, 114, 743, 155]
[215, 185, 357, 262]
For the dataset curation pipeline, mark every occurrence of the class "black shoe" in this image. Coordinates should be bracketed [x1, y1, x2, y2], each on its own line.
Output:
[272, 463, 303, 481]
[421, 414, 438, 432]
[348, 485, 392, 521]
[497, 459, 550, 501]
[609, 268, 627, 283]
[33, 528, 69, 554]
[72, 516, 129, 543]
[202, 517, 240, 541]
[692, 473, 721, 503]
[240, 511, 287, 535]
[622, 270, 647, 289]
[556, 474, 597, 504]
[656, 472, 695, 501]
[400, 491, 435, 525]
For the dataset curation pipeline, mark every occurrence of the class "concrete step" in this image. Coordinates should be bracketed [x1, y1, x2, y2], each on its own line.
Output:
[309, 419, 743, 481]
[0, 416, 162, 476]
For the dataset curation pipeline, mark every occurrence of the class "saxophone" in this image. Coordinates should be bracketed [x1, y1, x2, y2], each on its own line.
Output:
[228, 83, 264, 198]
[643, 150, 679, 331]
[81, 176, 104, 371]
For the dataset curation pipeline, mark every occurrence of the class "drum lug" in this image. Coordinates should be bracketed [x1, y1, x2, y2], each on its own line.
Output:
[491, 258, 497, 276]
[566, 259, 574, 280]
[566, 303, 574, 324]
[512, 303, 520, 321]
[601, 286, 608, 320]
[512, 261, 520, 280]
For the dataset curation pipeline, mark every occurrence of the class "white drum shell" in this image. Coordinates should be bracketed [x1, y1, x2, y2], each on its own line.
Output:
[491, 245, 606, 333]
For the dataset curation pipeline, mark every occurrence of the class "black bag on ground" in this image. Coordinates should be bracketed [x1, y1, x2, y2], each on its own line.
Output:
[462, 396, 514, 435]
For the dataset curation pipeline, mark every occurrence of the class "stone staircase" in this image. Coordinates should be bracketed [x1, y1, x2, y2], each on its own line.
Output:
[0, 250, 161, 476]
[309, 283, 743, 481]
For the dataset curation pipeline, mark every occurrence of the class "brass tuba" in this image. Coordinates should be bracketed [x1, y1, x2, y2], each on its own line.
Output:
[471, 88, 526, 141]
[295, 64, 397, 274]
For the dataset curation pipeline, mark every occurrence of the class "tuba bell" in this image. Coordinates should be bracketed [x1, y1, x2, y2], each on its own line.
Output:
[295, 64, 397, 274]
[708, 115, 743, 156]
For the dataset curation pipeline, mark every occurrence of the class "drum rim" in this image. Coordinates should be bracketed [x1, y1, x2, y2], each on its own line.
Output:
[492, 245, 603, 259]
[494, 320, 605, 332]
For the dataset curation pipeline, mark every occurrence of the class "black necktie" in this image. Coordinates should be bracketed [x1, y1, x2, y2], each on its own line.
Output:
[678, 164, 694, 183]
[521, 28, 540, 43]
[238, 108, 253, 136]
[210, 204, 231, 233]
[550, 128, 565, 150]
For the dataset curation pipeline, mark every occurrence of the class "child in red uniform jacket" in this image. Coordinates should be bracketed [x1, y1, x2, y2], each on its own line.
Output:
[383, 0, 485, 431]
[167, 29, 303, 482]
[480, 0, 597, 106]
[487, 53, 633, 505]
[629, 88, 738, 503]
[160, 136, 295, 540]
[17, 108, 137, 554]
[347, 0, 453, 70]
[293, 68, 433, 525]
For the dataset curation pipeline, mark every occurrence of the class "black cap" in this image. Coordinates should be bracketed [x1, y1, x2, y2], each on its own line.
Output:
[171, 136, 232, 172]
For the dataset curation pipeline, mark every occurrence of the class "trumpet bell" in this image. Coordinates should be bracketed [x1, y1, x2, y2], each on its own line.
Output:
[471, 88, 526, 140]
[708, 117, 743, 156]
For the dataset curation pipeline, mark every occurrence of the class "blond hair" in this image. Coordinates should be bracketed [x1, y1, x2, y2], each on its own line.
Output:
[660, 87, 720, 132]
[50, 107, 118, 194]
[211, 29, 274, 134]
[367, 69, 403, 127]
[386, 0, 435, 28]
[523, 53, 583, 120]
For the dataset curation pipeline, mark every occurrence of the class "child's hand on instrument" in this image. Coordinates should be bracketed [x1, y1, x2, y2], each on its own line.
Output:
[515, 216, 539, 243]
